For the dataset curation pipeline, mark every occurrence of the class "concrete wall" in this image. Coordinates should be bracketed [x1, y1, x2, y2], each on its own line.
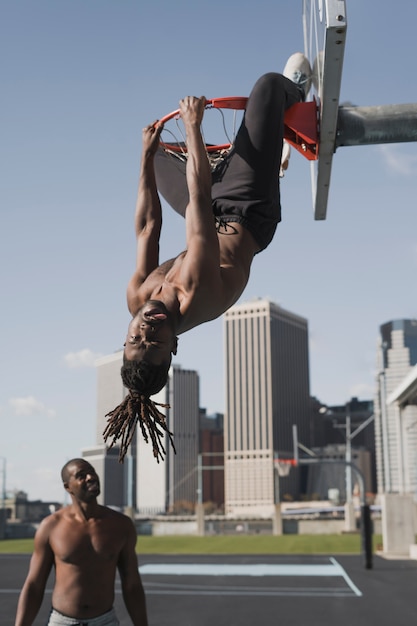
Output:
[136, 516, 376, 536]
[150, 521, 198, 536]
[381, 493, 416, 555]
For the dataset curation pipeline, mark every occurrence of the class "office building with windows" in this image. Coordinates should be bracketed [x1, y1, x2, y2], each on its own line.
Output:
[223, 298, 311, 515]
[374, 319, 417, 495]
[92, 352, 199, 514]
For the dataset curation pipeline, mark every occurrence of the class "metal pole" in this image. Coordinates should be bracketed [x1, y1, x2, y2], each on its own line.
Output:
[396, 405, 405, 493]
[380, 369, 391, 492]
[345, 411, 352, 504]
[344, 409, 356, 533]
[195, 453, 224, 537]
[292, 424, 299, 466]
[361, 503, 373, 570]
[336, 103, 417, 148]
[196, 452, 225, 506]
[197, 453, 202, 505]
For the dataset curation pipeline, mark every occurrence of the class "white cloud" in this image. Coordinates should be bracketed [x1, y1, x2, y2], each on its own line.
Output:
[64, 348, 103, 368]
[378, 145, 417, 176]
[9, 396, 56, 418]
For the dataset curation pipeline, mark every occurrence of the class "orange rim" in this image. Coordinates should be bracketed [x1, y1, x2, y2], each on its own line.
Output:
[157, 97, 248, 153]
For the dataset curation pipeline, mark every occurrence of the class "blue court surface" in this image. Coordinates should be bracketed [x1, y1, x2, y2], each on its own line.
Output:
[2, 553, 417, 625]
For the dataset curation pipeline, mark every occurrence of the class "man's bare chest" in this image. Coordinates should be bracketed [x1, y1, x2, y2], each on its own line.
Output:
[52, 524, 123, 565]
[141, 254, 187, 298]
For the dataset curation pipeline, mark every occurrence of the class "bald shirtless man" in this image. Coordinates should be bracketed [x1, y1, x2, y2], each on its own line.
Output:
[104, 58, 312, 461]
[15, 458, 148, 626]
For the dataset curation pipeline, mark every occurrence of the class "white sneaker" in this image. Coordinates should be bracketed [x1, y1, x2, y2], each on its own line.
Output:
[279, 140, 291, 178]
[283, 52, 312, 101]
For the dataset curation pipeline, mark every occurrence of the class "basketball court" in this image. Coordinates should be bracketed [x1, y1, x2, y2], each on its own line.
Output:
[3, 553, 417, 625]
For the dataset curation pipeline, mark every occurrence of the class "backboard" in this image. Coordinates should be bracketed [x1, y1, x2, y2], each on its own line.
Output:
[303, 0, 347, 220]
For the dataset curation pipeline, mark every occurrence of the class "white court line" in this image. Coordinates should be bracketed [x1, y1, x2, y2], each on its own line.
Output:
[144, 581, 355, 598]
[328, 557, 362, 597]
[139, 559, 362, 597]
[141, 562, 343, 577]
[8, 564, 342, 579]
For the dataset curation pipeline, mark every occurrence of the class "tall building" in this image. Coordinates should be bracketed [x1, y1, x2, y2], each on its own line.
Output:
[199, 410, 224, 510]
[140, 363, 199, 515]
[92, 351, 135, 509]
[95, 351, 126, 446]
[374, 319, 417, 494]
[223, 298, 311, 515]
[81, 444, 126, 509]
[94, 352, 200, 514]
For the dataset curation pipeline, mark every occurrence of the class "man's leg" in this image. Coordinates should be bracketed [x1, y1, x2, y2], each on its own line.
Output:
[210, 73, 302, 250]
[153, 73, 302, 229]
[212, 72, 301, 208]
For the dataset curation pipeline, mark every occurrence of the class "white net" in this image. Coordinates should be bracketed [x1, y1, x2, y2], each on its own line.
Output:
[158, 99, 246, 172]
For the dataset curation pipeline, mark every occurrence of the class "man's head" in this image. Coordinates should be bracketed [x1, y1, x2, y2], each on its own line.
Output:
[61, 458, 100, 502]
[124, 300, 178, 368]
[111, 350, 175, 463]
[122, 300, 178, 399]
[103, 301, 178, 463]
[121, 358, 170, 398]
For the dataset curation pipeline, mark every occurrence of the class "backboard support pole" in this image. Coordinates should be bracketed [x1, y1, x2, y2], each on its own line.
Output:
[336, 103, 417, 147]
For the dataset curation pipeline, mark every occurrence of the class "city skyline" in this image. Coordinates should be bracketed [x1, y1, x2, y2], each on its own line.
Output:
[2, 1, 417, 502]
[4, 310, 417, 504]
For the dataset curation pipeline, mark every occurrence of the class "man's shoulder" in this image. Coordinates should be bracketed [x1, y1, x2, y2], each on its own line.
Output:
[40, 507, 67, 525]
[100, 507, 136, 542]
[128, 257, 181, 312]
[34, 507, 67, 541]
[101, 505, 134, 525]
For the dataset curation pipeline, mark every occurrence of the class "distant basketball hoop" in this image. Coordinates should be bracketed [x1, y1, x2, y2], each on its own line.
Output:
[274, 458, 297, 477]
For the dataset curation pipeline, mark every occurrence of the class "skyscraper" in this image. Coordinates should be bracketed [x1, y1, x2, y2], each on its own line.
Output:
[141, 363, 199, 514]
[374, 319, 417, 494]
[223, 298, 311, 515]
[94, 353, 199, 514]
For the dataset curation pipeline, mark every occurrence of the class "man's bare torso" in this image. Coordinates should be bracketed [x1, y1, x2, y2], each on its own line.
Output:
[130, 225, 260, 334]
[48, 507, 129, 619]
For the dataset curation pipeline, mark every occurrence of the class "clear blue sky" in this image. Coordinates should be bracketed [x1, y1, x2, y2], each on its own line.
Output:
[1, 1, 416, 502]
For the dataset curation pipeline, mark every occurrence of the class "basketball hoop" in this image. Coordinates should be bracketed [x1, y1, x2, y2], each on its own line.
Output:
[157, 97, 247, 172]
[274, 458, 297, 477]
[159, 97, 247, 150]
[156, 96, 318, 172]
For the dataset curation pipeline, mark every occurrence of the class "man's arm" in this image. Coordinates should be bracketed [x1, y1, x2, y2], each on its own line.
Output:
[177, 97, 222, 291]
[127, 122, 163, 315]
[15, 519, 55, 626]
[117, 518, 148, 626]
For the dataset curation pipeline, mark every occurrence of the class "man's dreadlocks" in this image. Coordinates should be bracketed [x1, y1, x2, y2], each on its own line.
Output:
[103, 359, 176, 463]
